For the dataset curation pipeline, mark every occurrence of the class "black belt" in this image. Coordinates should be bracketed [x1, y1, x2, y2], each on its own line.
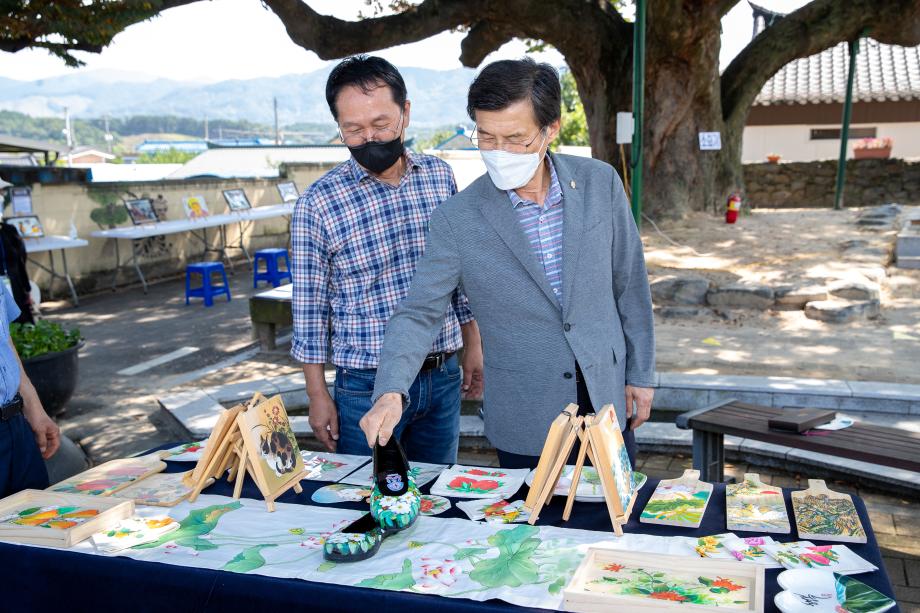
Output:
[0, 394, 23, 421]
[420, 352, 453, 371]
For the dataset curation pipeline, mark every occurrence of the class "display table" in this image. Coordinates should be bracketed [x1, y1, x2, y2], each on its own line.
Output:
[0, 451, 898, 613]
[90, 204, 294, 293]
[23, 235, 89, 306]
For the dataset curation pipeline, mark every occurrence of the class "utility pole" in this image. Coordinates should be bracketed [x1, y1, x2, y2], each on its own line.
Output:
[204, 115, 209, 141]
[273, 97, 280, 145]
[630, 0, 647, 229]
[63, 106, 73, 166]
[103, 114, 113, 153]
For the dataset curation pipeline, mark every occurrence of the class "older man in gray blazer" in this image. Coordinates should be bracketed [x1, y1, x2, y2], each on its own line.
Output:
[362, 58, 655, 469]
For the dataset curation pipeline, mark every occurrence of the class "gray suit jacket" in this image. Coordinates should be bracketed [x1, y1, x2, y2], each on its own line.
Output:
[372, 152, 655, 455]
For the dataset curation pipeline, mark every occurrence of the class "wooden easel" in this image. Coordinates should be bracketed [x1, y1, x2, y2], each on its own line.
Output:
[525, 404, 637, 536]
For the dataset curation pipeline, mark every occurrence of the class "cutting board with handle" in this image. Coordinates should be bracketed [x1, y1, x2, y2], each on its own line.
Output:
[791, 479, 867, 543]
[639, 469, 713, 528]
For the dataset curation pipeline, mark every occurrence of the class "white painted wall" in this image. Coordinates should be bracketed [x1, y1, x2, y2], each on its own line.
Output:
[742, 122, 920, 163]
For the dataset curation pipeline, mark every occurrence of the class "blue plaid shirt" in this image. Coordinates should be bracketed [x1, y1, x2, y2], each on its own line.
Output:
[291, 151, 473, 369]
[508, 157, 565, 304]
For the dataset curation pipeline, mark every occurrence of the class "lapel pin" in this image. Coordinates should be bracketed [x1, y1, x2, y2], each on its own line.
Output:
[570, 180, 577, 189]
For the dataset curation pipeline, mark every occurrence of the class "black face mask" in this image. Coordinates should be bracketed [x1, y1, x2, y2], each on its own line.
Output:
[348, 136, 405, 174]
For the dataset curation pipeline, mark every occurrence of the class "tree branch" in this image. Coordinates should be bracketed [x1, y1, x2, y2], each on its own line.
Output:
[718, 0, 741, 18]
[459, 21, 515, 67]
[721, 0, 920, 128]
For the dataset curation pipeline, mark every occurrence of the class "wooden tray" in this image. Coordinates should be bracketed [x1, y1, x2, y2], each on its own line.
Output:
[0, 489, 134, 548]
[48, 456, 166, 497]
[564, 548, 764, 612]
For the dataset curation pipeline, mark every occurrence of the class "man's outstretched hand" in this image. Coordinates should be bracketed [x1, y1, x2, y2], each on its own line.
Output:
[359, 392, 403, 448]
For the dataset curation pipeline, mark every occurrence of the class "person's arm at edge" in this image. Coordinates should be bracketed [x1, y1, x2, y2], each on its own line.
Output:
[609, 167, 656, 429]
[9, 336, 59, 459]
[362, 206, 464, 446]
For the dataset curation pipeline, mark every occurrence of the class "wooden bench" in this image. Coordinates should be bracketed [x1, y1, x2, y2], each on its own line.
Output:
[249, 283, 292, 350]
[676, 399, 920, 482]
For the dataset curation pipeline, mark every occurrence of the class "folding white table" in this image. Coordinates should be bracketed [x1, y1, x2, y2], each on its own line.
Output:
[23, 235, 89, 306]
[90, 203, 294, 293]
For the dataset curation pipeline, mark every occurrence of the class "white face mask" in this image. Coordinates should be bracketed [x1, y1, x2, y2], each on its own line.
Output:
[479, 133, 547, 190]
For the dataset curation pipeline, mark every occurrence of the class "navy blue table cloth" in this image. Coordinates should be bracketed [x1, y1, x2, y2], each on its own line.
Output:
[1, 449, 899, 613]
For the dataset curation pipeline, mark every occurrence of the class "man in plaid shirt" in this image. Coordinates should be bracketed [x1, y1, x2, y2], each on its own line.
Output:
[291, 56, 483, 463]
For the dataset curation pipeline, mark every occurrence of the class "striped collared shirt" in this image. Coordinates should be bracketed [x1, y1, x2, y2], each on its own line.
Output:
[291, 151, 473, 369]
[507, 157, 565, 303]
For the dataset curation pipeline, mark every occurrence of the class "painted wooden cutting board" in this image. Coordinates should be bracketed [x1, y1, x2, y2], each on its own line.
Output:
[639, 469, 713, 528]
[791, 479, 867, 544]
[725, 472, 791, 534]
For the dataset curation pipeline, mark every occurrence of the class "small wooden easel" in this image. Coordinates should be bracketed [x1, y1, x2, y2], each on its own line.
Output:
[525, 404, 638, 536]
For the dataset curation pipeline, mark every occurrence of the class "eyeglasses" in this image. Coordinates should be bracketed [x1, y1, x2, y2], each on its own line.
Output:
[338, 112, 404, 147]
[471, 127, 545, 154]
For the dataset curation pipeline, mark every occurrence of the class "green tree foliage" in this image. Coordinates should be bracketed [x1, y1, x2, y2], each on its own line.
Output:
[558, 70, 589, 147]
[0, 110, 108, 146]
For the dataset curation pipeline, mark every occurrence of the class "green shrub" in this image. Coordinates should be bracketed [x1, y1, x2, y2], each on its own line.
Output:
[10, 320, 82, 360]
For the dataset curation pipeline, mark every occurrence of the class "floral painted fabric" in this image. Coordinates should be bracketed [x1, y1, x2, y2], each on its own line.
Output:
[456, 498, 531, 524]
[762, 542, 877, 575]
[91, 516, 179, 553]
[429, 465, 529, 499]
[59, 495, 700, 609]
[720, 535, 782, 568]
[160, 441, 208, 462]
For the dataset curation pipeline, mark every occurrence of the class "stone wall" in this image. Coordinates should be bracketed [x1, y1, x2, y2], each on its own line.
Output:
[743, 158, 920, 208]
[23, 161, 337, 296]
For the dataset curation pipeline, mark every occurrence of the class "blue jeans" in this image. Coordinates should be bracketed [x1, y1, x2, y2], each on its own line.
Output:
[334, 354, 461, 464]
[0, 413, 49, 498]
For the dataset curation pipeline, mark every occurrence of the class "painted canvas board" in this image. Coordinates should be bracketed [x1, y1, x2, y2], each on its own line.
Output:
[91, 516, 180, 553]
[585, 405, 635, 519]
[160, 440, 207, 462]
[236, 395, 305, 496]
[725, 473, 791, 534]
[300, 451, 370, 482]
[124, 198, 159, 225]
[48, 457, 166, 496]
[276, 181, 300, 203]
[8, 215, 44, 238]
[762, 542, 877, 575]
[774, 569, 895, 613]
[182, 195, 210, 220]
[791, 480, 866, 544]
[640, 469, 713, 528]
[456, 498, 531, 524]
[339, 460, 445, 488]
[564, 548, 764, 612]
[0, 489, 134, 548]
[429, 465, 529, 499]
[222, 188, 252, 212]
[112, 470, 209, 507]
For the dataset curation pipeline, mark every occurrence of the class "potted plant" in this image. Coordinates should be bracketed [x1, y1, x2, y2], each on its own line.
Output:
[766, 153, 781, 164]
[853, 137, 893, 159]
[10, 320, 83, 417]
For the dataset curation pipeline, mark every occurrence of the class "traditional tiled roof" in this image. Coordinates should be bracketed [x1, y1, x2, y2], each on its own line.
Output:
[756, 39, 920, 106]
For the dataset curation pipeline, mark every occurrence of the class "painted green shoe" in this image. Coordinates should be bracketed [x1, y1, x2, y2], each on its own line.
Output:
[370, 436, 421, 533]
[323, 512, 384, 563]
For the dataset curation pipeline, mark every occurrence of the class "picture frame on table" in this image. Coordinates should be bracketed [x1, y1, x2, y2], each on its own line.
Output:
[276, 181, 300, 203]
[124, 198, 159, 225]
[222, 188, 252, 212]
[9, 186, 33, 215]
[7, 215, 44, 238]
[182, 195, 210, 220]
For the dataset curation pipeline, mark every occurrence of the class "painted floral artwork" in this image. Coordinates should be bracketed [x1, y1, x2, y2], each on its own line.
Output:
[725, 476, 791, 533]
[792, 493, 866, 540]
[1, 505, 99, 530]
[419, 495, 450, 516]
[112, 471, 199, 506]
[583, 559, 752, 608]
[693, 533, 735, 559]
[238, 397, 305, 488]
[92, 516, 179, 553]
[340, 461, 445, 489]
[721, 535, 781, 568]
[161, 441, 207, 462]
[430, 465, 529, 499]
[311, 484, 373, 504]
[765, 542, 877, 574]
[775, 569, 896, 613]
[49, 459, 164, 496]
[300, 451, 369, 483]
[457, 498, 531, 524]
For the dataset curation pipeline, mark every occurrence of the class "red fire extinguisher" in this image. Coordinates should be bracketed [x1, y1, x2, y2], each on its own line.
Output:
[725, 193, 741, 224]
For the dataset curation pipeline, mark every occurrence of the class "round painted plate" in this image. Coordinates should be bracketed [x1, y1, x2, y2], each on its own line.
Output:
[774, 568, 896, 613]
[311, 483, 373, 504]
[524, 467, 647, 502]
[419, 494, 451, 516]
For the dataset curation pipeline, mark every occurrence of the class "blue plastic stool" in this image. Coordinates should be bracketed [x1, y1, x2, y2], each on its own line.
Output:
[253, 248, 292, 288]
[185, 261, 231, 307]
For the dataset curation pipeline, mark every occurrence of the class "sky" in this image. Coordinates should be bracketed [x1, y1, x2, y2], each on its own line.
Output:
[0, 0, 811, 83]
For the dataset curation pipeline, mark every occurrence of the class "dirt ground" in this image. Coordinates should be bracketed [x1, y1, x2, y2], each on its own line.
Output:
[643, 206, 920, 384]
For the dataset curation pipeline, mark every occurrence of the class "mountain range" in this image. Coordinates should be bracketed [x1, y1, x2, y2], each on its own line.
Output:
[0, 66, 478, 127]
